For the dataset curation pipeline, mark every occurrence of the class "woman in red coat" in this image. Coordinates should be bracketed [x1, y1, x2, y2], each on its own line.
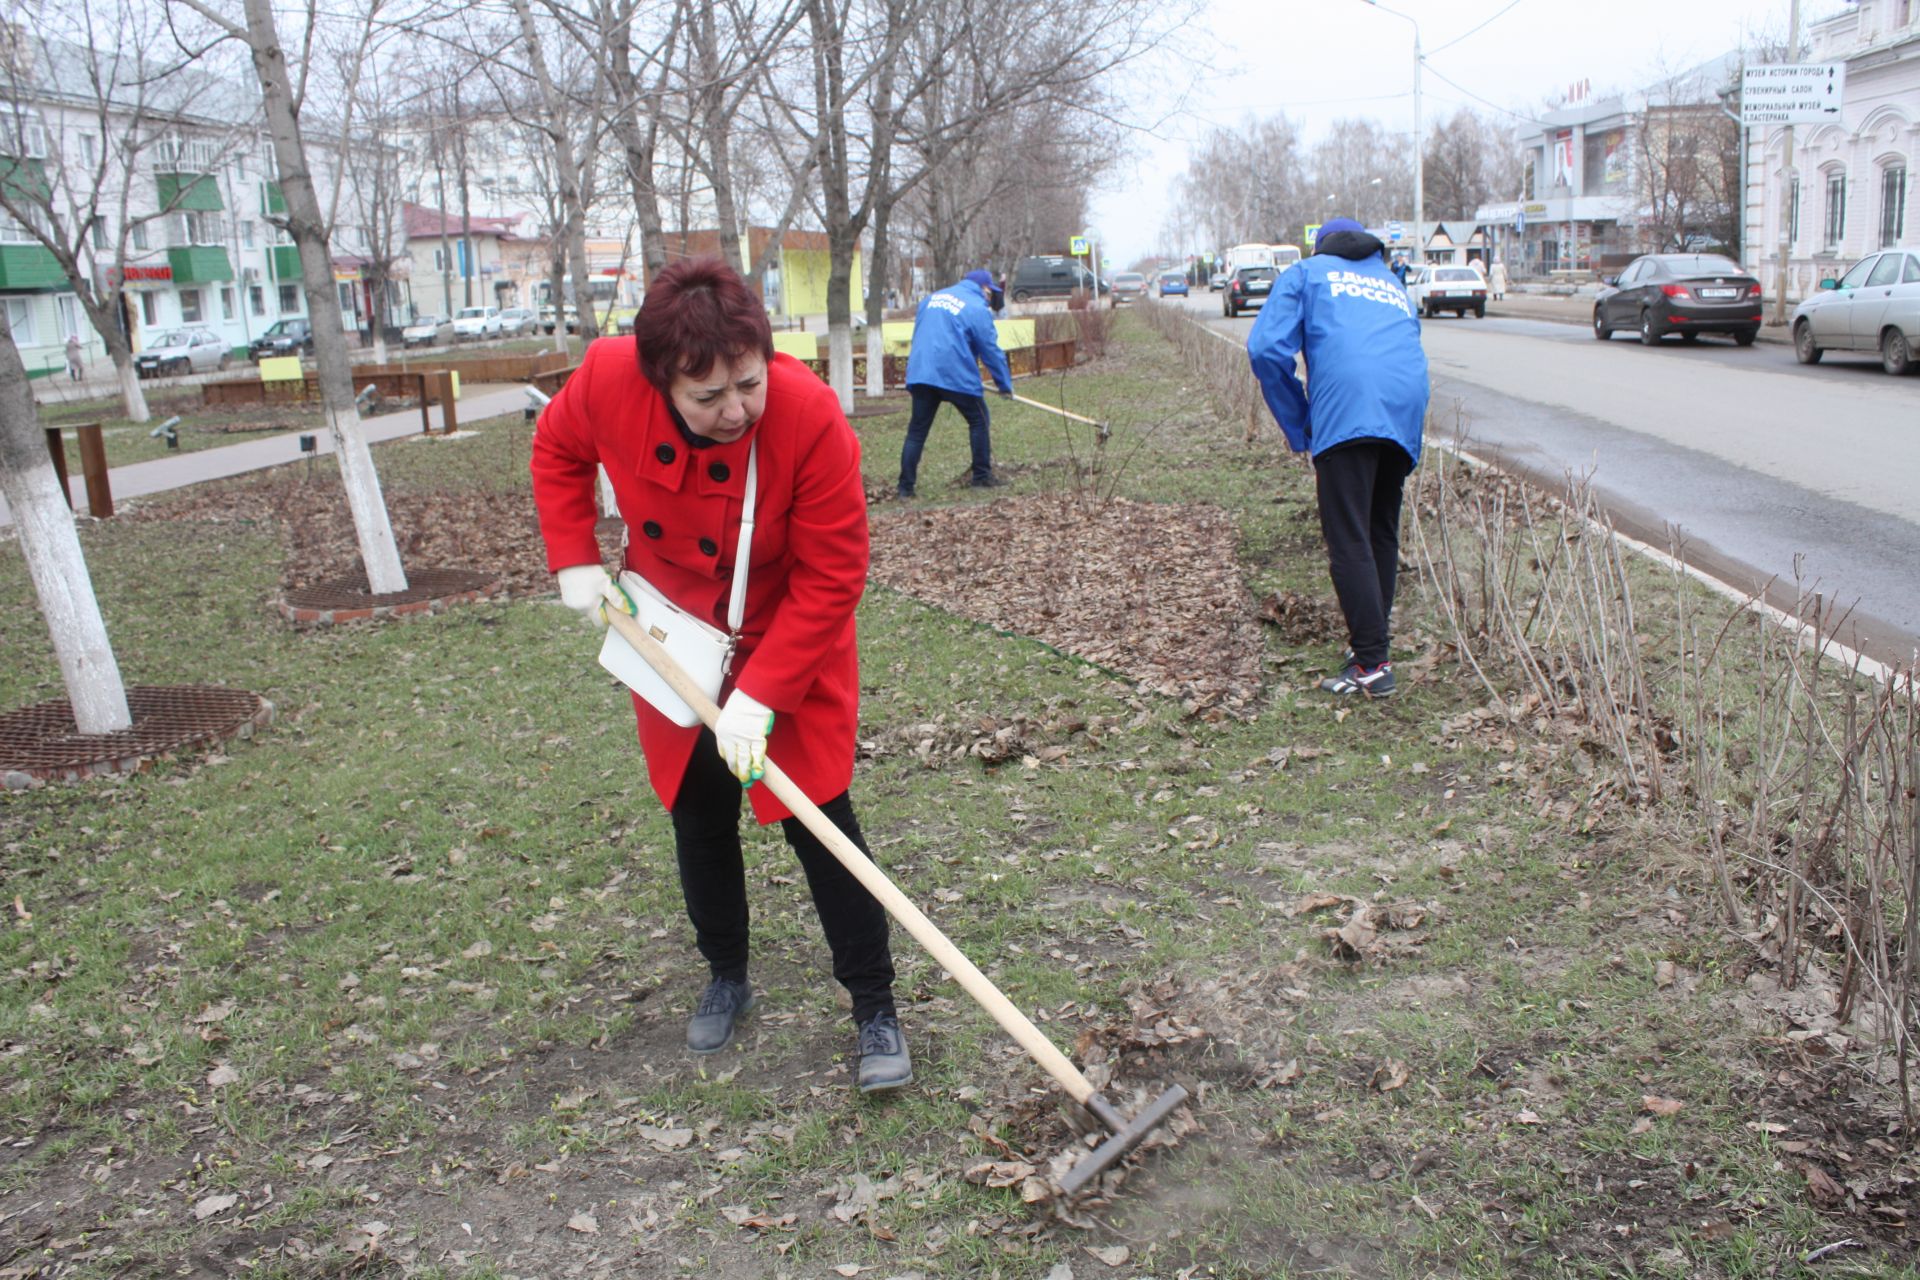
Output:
[530, 258, 908, 1091]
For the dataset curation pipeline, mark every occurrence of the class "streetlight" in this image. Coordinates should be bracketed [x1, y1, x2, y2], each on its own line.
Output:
[1362, 0, 1422, 263]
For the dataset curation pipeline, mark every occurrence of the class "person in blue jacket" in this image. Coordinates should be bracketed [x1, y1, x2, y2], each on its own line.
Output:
[897, 270, 1014, 497]
[1247, 216, 1430, 699]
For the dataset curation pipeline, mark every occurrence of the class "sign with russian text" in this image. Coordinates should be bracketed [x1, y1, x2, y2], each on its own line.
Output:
[1740, 63, 1846, 127]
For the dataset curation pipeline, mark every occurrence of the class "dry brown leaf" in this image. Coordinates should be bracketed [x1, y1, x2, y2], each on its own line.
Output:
[193, 1001, 235, 1024]
[1257, 1059, 1303, 1088]
[565, 1212, 598, 1235]
[964, 1160, 1039, 1189]
[1641, 1096, 1684, 1117]
[1085, 1244, 1130, 1267]
[636, 1124, 693, 1150]
[1654, 961, 1677, 989]
[1371, 1058, 1411, 1093]
[206, 1063, 239, 1088]
[192, 1193, 239, 1220]
[1805, 1166, 1846, 1206]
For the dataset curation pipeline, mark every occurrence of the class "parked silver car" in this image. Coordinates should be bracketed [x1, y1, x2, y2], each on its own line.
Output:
[135, 328, 229, 377]
[402, 314, 454, 348]
[1791, 246, 1920, 375]
[496, 307, 535, 336]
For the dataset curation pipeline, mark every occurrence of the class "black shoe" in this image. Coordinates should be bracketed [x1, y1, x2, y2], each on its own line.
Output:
[855, 1010, 912, 1092]
[970, 473, 1008, 489]
[1319, 662, 1395, 699]
[895, 486, 915, 500]
[687, 977, 754, 1054]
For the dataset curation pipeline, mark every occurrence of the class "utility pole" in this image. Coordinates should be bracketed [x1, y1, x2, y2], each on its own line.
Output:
[1366, 1, 1423, 265]
[1773, 0, 1802, 327]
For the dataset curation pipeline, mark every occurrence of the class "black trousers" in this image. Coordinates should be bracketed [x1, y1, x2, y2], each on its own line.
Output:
[669, 730, 896, 1023]
[1313, 440, 1413, 669]
[898, 385, 993, 491]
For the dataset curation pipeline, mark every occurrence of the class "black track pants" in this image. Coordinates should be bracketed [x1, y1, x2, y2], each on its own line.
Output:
[1313, 440, 1413, 669]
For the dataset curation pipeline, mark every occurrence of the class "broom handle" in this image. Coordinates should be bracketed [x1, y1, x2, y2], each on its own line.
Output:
[603, 599, 1097, 1104]
[1006, 391, 1103, 427]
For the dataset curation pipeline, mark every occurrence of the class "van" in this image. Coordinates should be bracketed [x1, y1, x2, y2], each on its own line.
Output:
[1009, 256, 1108, 302]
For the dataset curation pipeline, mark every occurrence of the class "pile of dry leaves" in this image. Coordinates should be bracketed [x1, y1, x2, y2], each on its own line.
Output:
[870, 495, 1265, 715]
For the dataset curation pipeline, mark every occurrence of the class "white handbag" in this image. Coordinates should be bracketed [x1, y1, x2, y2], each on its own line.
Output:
[597, 442, 758, 727]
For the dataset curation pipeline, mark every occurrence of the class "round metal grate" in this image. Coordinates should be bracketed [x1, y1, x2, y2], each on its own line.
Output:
[282, 566, 499, 612]
[0, 684, 270, 782]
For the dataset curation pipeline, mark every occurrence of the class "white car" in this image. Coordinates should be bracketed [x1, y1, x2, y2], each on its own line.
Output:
[1791, 246, 1920, 376]
[1408, 265, 1487, 318]
[401, 314, 453, 348]
[496, 307, 535, 337]
[135, 328, 229, 377]
[453, 306, 503, 340]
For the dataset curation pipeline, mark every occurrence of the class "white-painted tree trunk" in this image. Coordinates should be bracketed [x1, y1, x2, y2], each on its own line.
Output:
[325, 401, 406, 592]
[0, 329, 131, 734]
[597, 464, 619, 519]
[369, 331, 388, 365]
[115, 358, 150, 425]
[864, 325, 885, 399]
[828, 323, 854, 413]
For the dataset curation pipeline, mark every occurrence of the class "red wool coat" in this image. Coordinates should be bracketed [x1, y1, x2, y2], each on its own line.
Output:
[530, 339, 869, 823]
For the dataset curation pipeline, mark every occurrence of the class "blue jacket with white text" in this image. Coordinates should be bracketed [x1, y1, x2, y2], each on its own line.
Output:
[1245, 226, 1429, 463]
[905, 281, 1013, 397]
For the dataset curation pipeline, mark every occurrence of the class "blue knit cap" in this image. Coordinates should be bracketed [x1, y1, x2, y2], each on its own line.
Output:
[1315, 217, 1367, 248]
[963, 269, 995, 290]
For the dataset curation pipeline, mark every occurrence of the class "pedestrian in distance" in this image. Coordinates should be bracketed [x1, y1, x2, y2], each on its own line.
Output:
[530, 256, 911, 1092]
[896, 269, 1013, 497]
[65, 333, 84, 381]
[1389, 255, 1409, 287]
[1488, 258, 1508, 301]
[1246, 216, 1431, 699]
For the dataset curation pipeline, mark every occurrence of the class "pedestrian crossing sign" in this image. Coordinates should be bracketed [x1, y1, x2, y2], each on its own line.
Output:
[1069, 236, 1089, 257]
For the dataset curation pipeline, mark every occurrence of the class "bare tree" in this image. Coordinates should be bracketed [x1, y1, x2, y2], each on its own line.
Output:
[0, 4, 255, 423]
[171, 0, 409, 593]
[1423, 107, 1517, 222]
[1636, 86, 1740, 253]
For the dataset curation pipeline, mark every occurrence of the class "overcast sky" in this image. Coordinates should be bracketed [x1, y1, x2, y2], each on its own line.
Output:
[1088, 0, 1850, 264]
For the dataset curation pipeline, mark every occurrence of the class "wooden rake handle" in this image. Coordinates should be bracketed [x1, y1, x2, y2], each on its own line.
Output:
[1006, 391, 1103, 427]
[601, 596, 1097, 1105]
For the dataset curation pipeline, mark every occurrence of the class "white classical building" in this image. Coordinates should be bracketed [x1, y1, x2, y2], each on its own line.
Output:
[1742, 0, 1920, 305]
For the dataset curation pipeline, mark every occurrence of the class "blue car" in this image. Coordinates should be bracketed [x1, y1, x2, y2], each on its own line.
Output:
[1158, 271, 1190, 298]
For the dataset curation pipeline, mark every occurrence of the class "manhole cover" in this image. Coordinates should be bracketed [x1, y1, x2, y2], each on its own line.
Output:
[280, 566, 500, 625]
[0, 685, 272, 784]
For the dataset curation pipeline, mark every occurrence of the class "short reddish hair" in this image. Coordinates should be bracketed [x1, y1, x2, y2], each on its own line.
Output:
[633, 257, 773, 391]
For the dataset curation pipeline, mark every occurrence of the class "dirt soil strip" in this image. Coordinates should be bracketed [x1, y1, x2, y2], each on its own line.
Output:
[869, 495, 1266, 714]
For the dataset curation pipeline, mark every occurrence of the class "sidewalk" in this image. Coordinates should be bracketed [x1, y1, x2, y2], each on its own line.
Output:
[2, 385, 531, 528]
[1490, 289, 1789, 344]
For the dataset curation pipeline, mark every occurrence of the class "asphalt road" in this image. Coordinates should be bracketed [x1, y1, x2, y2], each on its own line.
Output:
[1170, 288, 1920, 664]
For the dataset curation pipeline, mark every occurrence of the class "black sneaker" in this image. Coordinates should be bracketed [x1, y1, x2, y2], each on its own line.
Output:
[895, 486, 915, 500]
[854, 1010, 912, 1092]
[969, 473, 1008, 489]
[687, 977, 755, 1054]
[1319, 662, 1395, 699]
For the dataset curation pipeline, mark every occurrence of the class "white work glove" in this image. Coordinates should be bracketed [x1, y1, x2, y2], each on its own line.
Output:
[556, 564, 629, 629]
[714, 689, 774, 785]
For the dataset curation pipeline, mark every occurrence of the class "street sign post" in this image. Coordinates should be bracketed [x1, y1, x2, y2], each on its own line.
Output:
[1739, 63, 1845, 127]
[1304, 223, 1322, 252]
[1387, 220, 1404, 243]
[1069, 235, 1089, 257]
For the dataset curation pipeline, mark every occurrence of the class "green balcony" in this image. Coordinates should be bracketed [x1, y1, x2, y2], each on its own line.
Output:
[167, 245, 234, 285]
[0, 243, 64, 290]
[156, 173, 223, 212]
[0, 156, 48, 203]
[261, 182, 286, 216]
[270, 244, 300, 280]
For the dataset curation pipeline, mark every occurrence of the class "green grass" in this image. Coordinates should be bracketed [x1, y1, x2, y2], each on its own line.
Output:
[0, 312, 1909, 1278]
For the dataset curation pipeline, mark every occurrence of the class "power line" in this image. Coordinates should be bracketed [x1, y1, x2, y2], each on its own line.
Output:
[1427, 0, 1527, 58]
[1421, 62, 1555, 127]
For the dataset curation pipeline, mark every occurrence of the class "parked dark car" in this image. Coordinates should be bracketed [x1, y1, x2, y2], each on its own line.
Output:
[1223, 265, 1276, 318]
[1592, 254, 1762, 346]
[248, 317, 314, 361]
[1008, 256, 1108, 303]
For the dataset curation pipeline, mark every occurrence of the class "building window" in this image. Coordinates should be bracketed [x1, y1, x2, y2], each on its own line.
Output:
[130, 219, 148, 251]
[140, 292, 159, 327]
[180, 288, 202, 323]
[1824, 171, 1846, 250]
[432, 239, 471, 274]
[80, 133, 97, 166]
[5, 297, 35, 345]
[249, 284, 265, 316]
[278, 283, 301, 314]
[220, 285, 236, 320]
[1789, 172, 1800, 245]
[56, 294, 79, 341]
[89, 216, 107, 250]
[1883, 165, 1908, 248]
[241, 219, 255, 247]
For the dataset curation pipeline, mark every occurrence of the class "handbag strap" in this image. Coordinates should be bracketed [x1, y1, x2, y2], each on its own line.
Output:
[725, 440, 758, 634]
